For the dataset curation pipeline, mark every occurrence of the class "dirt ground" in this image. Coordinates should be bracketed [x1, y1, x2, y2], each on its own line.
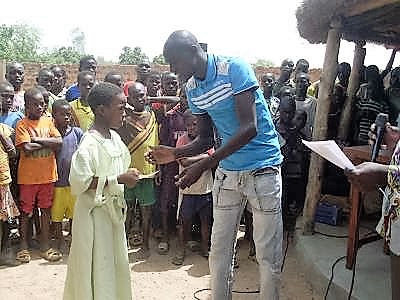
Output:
[0, 233, 321, 300]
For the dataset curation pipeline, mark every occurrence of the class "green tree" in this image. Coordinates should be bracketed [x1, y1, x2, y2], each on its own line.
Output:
[119, 46, 148, 65]
[153, 54, 167, 65]
[71, 27, 85, 55]
[252, 58, 275, 68]
[0, 24, 40, 62]
[39, 46, 81, 64]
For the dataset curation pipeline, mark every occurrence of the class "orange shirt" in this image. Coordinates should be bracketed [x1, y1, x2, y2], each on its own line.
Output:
[16, 117, 60, 184]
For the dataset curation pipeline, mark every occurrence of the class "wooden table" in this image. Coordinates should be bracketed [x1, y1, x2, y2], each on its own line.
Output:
[343, 145, 391, 269]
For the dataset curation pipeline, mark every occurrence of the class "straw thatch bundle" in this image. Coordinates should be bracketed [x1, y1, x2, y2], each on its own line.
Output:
[296, 0, 400, 45]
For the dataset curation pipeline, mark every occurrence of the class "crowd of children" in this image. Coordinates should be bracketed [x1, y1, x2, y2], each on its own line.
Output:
[1, 50, 399, 270]
[0, 55, 215, 268]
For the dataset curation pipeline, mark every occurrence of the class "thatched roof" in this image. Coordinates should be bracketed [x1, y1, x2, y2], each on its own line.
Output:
[296, 0, 400, 45]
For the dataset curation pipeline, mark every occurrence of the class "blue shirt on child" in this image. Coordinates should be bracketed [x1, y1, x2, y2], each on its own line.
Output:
[186, 54, 282, 171]
[56, 127, 83, 187]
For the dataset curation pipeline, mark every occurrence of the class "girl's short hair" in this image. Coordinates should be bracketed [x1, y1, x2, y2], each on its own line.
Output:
[87, 82, 122, 112]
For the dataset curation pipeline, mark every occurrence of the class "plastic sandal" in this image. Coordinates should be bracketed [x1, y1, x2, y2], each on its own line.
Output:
[16, 249, 31, 264]
[40, 248, 62, 262]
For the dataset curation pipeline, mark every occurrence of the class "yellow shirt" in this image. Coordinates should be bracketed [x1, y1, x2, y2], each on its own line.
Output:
[70, 99, 94, 132]
[0, 124, 14, 185]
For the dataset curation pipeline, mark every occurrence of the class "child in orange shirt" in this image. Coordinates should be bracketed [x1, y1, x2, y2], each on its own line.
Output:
[15, 87, 62, 263]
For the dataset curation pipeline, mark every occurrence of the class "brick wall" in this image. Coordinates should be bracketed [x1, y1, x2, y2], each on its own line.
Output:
[14, 63, 321, 90]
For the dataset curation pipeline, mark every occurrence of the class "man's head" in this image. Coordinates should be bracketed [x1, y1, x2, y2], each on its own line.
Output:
[163, 30, 207, 83]
[292, 109, 307, 131]
[146, 72, 161, 97]
[127, 82, 146, 112]
[104, 71, 124, 88]
[295, 59, 309, 75]
[77, 71, 95, 102]
[136, 58, 151, 84]
[279, 95, 296, 126]
[161, 72, 179, 96]
[279, 85, 293, 99]
[5, 62, 25, 91]
[36, 68, 55, 92]
[279, 59, 294, 82]
[183, 109, 198, 139]
[87, 82, 127, 130]
[24, 87, 45, 120]
[52, 99, 72, 129]
[295, 72, 310, 101]
[337, 62, 351, 87]
[0, 81, 15, 112]
[50, 65, 66, 95]
[79, 55, 97, 75]
[36, 85, 50, 112]
[390, 67, 400, 88]
[261, 73, 275, 98]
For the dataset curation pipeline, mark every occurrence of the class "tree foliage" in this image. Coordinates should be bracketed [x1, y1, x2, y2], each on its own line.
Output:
[71, 27, 85, 55]
[119, 46, 148, 65]
[252, 58, 275, 68]
[0, 24, 41, 62]
[153, 54, 167, 65]
[39, 47, 81, 64]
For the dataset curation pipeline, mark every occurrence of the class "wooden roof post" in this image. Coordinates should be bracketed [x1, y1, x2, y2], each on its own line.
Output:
[337, 41, 366, 142]
[0, 60, 6, 83]
[302, 18, 342, 235]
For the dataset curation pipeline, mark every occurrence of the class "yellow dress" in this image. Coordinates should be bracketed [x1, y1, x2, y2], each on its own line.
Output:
[63, 130, 132, 300]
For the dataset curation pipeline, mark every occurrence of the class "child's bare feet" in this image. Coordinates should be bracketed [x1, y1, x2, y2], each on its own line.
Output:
[171, 250, 185, 265]
[135, 248, 150, 260]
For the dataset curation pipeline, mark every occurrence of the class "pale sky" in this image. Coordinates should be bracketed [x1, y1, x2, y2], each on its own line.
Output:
[3, 0, 400, 69]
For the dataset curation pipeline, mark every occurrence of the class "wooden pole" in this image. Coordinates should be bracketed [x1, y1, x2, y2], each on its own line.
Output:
[302, 18, 342, 234]
[337, 41, 366, 142]
[0, 59, 6, 82]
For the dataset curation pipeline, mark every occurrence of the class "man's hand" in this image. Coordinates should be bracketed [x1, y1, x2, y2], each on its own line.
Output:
[118, 168, 140, 188]
[175, 158, 210, 189]
[146, 145, 176, 165]
[368, 123, 400, 152]
[344, 162, 388, 192]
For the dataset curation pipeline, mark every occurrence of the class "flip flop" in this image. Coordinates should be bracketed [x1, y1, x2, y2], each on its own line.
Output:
[157, 241, 169, 255]
[40, 248, 62, 262]
[16, 249, 31, 264]
[171, 252, 185, 265]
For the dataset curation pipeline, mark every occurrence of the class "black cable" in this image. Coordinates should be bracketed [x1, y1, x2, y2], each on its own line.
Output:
[314, 230, 348, 238]
[281, 231, 290, 272]
[324, 255, 346, 300]
[193, 288, 210, 300]
[193, 288, 260, 300]
[347, 255, 357, 300]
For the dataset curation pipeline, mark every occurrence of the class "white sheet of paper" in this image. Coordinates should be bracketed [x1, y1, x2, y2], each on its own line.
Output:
[302, 140, 355, 170]
[138, 170, 160, 180]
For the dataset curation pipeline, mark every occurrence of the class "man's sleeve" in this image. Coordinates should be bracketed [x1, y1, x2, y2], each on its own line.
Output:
[229, 58, 259, 95]
[15, 121, 30, 146]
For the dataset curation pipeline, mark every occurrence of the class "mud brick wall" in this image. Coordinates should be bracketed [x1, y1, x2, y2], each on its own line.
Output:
[14, 63, 321, 90]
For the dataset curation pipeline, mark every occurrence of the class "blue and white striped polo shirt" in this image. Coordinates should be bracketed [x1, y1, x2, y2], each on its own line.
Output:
[186, 54, 282, 171]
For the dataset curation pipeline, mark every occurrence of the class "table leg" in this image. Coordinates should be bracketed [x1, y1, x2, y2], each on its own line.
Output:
[346, 186, 361, 269]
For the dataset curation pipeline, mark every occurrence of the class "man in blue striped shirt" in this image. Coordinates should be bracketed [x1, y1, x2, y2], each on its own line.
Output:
[148, 30, 283, 300]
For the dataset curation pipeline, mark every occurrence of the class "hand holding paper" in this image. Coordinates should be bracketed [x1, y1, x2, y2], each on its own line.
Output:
[302, 140, 355, 170]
